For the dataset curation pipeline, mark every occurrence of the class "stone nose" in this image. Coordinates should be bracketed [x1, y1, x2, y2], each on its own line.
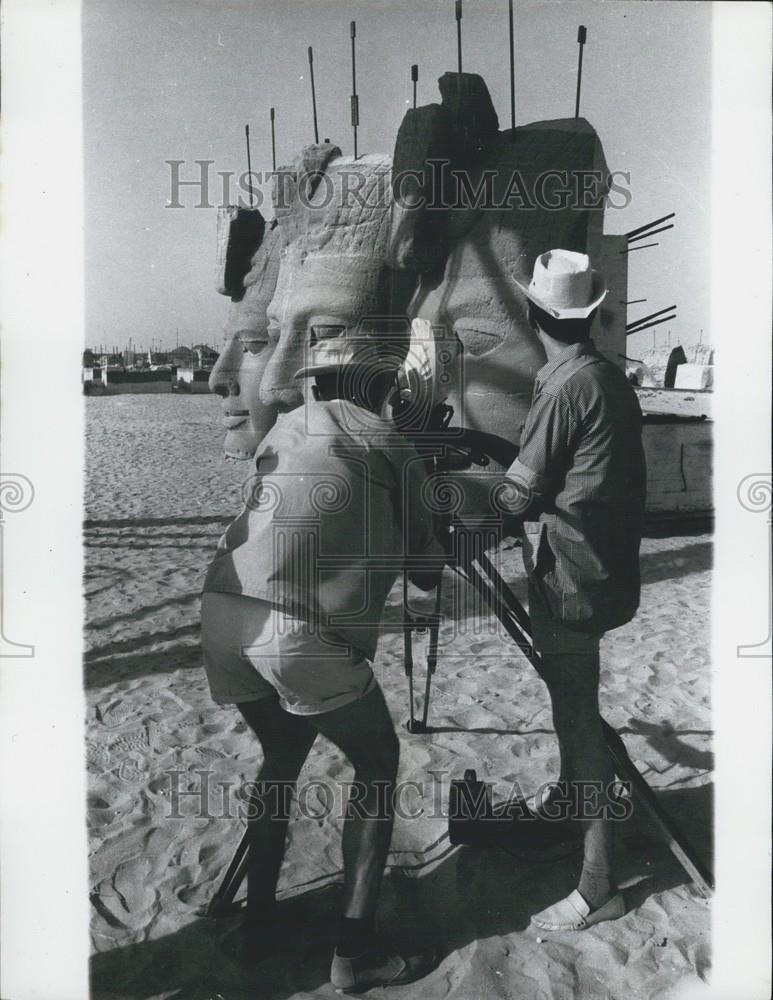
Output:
[208, 336, 242, 397]
[258, 329, 305, 409]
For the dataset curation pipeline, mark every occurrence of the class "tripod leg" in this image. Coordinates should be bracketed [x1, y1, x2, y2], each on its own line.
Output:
[419, 621, 439, 729]
[600, 720, 714, 898]
[404, 626, 417, 730]
[419, 578, 443, 729]
[402, 570, 418, 730]
[205, 826, 250, 917]
[451, 540, 714, 897]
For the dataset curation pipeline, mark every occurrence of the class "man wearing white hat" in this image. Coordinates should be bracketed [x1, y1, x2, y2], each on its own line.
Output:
[506, 249, 646, 931]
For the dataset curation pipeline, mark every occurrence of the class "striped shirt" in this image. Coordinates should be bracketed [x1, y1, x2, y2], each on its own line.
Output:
[506, 340, 646, 633]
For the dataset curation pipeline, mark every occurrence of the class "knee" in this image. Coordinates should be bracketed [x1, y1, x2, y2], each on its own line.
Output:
[382, 729, 400, 781]
[376, 728, 400, 782]
[258, 747, 308, 782]
[354, 729, 400, 784]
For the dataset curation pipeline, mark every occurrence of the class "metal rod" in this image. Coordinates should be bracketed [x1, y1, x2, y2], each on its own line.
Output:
[420, 578, 444, 729]
[244, 124, 255, 208]
[456, 0, 463, 73]
[628, 223, 674, 243]
[269, 107, 276, 172]
[350, 21, 358, 159]
[625, 315, 676, 336]
[626, 305, 678, 330]
[625, 212, 675, 240]
[600, 721, 714, 897]
[411, 64, 418, 109]
[575, 25, 586, 117]
[508, 0, 515, 132]
[620, 242, 659, 254]
[205, 828, 249, 916]
[403, 570, 416, 729]
[308, 47, 319, 144]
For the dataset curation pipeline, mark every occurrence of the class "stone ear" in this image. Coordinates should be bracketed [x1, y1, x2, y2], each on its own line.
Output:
[215, 206, 266, 300]
[389, 103, 454, 272]
[271, 142, 342, 244]
[388, 72, 499, 274]
[437, 72, 499, 162]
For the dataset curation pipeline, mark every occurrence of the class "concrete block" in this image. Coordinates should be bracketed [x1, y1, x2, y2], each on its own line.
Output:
[674, 363, 713, 390]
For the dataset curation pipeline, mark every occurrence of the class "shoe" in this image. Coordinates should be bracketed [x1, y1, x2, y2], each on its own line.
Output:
[330, 945, 437, 993]
[530, 889, 625, 932]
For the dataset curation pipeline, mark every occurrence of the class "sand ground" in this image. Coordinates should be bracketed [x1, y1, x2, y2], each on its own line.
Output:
[85, 395, 712, 1000]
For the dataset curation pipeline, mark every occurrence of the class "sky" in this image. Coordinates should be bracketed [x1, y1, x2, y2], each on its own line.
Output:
[83, 0, 711, 354]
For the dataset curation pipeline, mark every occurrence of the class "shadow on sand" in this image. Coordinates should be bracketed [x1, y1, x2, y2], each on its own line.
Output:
[90, 781, 712, 1000]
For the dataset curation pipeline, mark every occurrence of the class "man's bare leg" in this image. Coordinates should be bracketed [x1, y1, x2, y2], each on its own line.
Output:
[239, 684, 399, 929]
[313, 684, 438, 989]
[237, 696, 318, 926]
[536, 647, 619, 911]
[240, 680, 432, 986]
[310, 684, 400, 925]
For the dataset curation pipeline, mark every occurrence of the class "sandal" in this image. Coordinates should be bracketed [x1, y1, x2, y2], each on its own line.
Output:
[330, 945, 437, 993]
[531, 889, 625, 932]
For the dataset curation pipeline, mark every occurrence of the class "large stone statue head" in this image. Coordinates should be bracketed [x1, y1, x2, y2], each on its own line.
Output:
[392, 73, 622, 448]
[207, 75, 626, 506]
[259, 145, 415, 412]
[388, 73, 626, 519]
[209, 208, 282, 459]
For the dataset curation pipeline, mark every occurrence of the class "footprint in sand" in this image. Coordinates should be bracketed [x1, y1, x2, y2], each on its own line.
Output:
[96, 699, 136, 728]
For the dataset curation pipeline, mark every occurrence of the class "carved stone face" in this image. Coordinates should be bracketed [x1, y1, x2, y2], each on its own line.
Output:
[413, 216, 546, 443]
[261, 251, 387, 410]
[411, 122, 609, 445]
[259, 154, 399, 411]
[209, 225, 281, 459]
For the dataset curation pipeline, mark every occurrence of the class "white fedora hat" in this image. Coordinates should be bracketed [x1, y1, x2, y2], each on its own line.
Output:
[515, 249, 607, 320]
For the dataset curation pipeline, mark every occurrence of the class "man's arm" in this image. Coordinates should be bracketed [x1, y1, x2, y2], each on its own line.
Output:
[504, 389, 575, 517]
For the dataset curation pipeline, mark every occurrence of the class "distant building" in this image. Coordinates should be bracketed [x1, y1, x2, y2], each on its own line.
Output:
[167, 345, 197, 368]
[97, 352, 123, 367]
[93, 366, 177, 394]
[193, 344, 219, 368]
[175, 367, 212, 393]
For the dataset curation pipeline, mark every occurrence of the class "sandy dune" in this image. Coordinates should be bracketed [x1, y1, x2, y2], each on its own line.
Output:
[85, 394, 712, 999]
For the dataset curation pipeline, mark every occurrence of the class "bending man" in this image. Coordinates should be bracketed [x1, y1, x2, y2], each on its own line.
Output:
[200, 326, 442, 989]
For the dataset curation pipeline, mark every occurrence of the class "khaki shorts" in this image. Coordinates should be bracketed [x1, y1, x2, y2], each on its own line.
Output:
[200, 592, 376, 716]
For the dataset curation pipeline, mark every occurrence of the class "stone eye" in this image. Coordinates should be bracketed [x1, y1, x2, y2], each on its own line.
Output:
[310, 325, 346, 344]
[455, 326, 505, 358]
[238, 335, 268, 355]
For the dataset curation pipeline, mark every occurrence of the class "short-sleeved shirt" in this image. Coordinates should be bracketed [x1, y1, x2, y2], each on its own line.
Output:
[203, 399, 441, 661]
[505, 340, 646, 633]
